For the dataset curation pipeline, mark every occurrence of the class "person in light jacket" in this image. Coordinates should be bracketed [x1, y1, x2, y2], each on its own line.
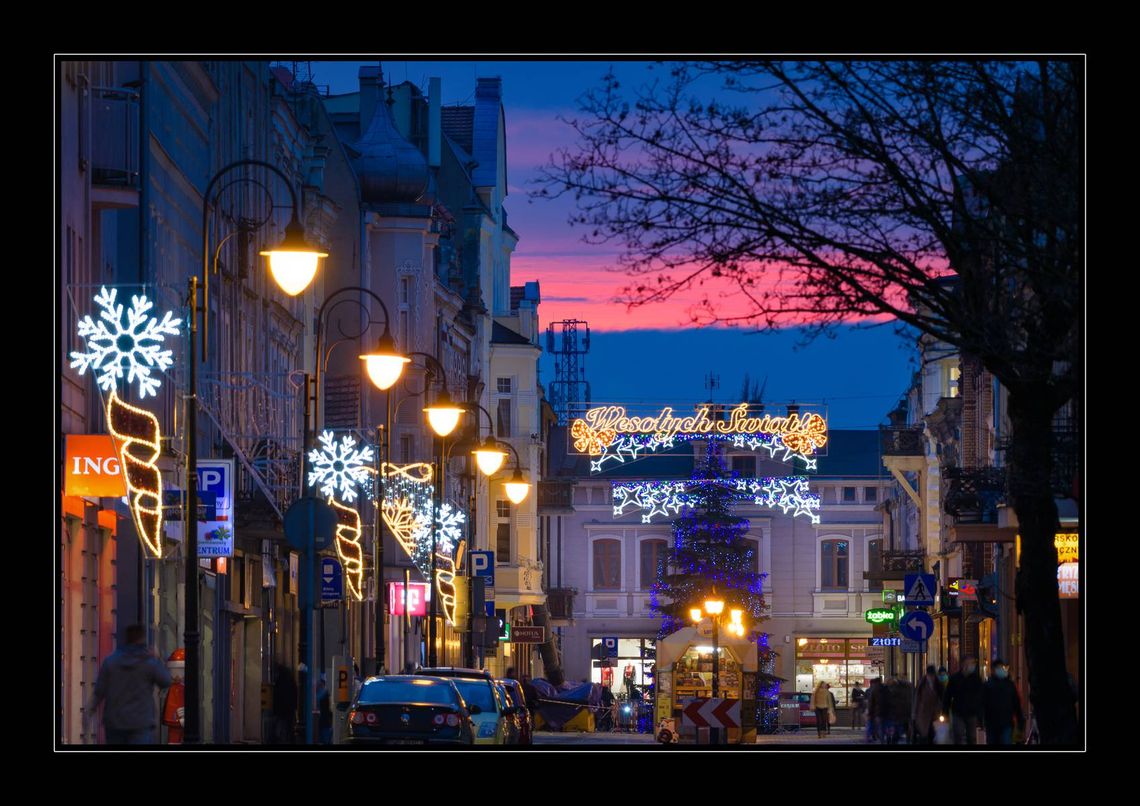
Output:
[812, 682, 831, 738]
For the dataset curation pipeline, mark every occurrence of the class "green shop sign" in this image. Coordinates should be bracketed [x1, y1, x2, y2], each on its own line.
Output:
[865, 608, 897, 624]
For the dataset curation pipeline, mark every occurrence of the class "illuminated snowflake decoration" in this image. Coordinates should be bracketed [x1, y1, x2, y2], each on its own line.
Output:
[409, 502, 467, 577]
[308, 430, 375, 503]
[612, 477, 820, 524]
[70, 286, 182, 399]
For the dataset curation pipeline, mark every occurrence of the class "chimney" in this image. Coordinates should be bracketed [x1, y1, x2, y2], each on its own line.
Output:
[358, 65, 382, 134]
[428, 77, 441, 168]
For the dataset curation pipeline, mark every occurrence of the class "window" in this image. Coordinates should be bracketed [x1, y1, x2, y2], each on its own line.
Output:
[843, 487, 857, 503]
[497, 377, 513, 394]
[399, 277, 411, 305]
[495, 499, 511, 563]
[743, 539, 760, 575]
[593, 539, 621, 590]
[864, 486, 878, 503]
[867, 538, 883, 593]
[399, 310, 409, 353]
[496, 523, 511, 562]
[640, 539, 667, 591]
[497, 398, 512, 438]
[731, 456, 756, 476]
[821, 539, 849, 590]
[400, 436, 412, 463]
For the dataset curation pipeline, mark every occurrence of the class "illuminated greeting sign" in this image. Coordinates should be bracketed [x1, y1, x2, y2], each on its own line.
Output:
[572, 403, 827, 472]
[864, 608, 897, 624]
[72, 287, 181, 559]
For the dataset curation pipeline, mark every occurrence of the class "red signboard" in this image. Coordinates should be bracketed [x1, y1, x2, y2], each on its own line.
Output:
[388, 582, 429, 616]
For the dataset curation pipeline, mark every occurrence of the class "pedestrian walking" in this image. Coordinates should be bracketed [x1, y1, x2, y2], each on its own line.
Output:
[812, 682, 831, 738]
[885, 677, 913, 744]
[943, 655, 984, 745]
[826, 683, 837, 734]
[87, 624, 172, 744]
[982, 660, 1024, 745]
[272, 663, 298, 744]
[866, 678, 885, 742]
[851, 682, 866, 730]
[912, 665, 945, 745]
[317, 674, 333, 745]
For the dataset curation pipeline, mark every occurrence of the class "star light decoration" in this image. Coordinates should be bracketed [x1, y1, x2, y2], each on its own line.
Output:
[588, 431, 816, 472]
[307, 430, 375, 503]
[376, 463, 466, 580]
[70, 286, 182, 399]
[612, 477, 821, 524]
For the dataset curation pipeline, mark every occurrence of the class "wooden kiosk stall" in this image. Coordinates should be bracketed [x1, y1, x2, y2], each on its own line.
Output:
[654, 625, 759, 744]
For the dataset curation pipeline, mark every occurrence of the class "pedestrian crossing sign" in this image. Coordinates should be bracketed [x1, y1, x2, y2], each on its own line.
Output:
[904, 573, 936, 606]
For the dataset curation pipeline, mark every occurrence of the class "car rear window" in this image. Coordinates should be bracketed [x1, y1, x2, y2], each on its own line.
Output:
[452, 679, 496, 711]
[358, 680, 457, 706]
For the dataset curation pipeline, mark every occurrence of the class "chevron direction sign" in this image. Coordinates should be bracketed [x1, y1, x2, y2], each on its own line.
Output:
[681, 698, 741, 729]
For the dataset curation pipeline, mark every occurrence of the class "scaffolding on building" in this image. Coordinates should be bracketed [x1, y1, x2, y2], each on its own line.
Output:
[546, 319, 590, 426]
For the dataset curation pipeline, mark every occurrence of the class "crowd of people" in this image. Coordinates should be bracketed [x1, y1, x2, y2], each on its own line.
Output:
[838, 655, 1025, 745]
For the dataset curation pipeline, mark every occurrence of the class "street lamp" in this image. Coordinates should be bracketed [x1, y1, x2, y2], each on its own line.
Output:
[260, 217, 328, 296]
[359, 331, 410, 391]
[423, 388, 464, 438]
[186, 159, 326, 745]
[472, 437, 508, 476]
[689, 591, 743, 746]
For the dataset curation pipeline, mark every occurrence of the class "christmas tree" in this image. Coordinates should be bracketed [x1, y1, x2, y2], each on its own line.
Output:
[650, 443, 768, 639]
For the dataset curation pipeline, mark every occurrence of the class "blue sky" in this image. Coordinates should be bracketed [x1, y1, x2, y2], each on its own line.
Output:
[304, 59, 918, 428]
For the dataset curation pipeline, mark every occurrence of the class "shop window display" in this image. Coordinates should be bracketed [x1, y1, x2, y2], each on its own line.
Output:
[794, 638, 884, 707]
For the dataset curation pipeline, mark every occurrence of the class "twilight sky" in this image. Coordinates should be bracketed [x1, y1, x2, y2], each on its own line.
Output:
[305, 59, 916, 427]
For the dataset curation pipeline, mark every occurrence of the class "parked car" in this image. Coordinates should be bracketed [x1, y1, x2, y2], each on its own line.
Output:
[496, 682, 523, 744]
[346, 676, 475, 746]
[416, 668, 517, 745]
[498, 679, 533, 745]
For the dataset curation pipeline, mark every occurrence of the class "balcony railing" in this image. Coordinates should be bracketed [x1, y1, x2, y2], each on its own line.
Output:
[538, 480, 575, 513]
[863, 550, 925, 582]
[880, 425, 924, 457]
[943, 466, 1005, 524]
[546, 587, 577, 620]
[90, 87, 140, 188]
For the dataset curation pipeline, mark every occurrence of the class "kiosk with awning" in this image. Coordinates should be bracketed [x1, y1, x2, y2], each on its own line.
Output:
[654, 625, 760, 743]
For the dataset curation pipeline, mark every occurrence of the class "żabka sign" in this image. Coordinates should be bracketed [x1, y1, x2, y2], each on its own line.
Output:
[65, 435, 127, 497]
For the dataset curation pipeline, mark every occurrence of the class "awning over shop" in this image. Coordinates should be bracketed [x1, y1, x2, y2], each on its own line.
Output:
[656, 626, 759, 671]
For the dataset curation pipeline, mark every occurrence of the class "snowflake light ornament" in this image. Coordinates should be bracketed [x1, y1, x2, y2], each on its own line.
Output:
[70, 286, 182, 399]
[307, 430, 375, 503]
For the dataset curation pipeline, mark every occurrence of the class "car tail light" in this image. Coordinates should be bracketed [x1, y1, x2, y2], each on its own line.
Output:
[365, 711, 378, 724]
[349, 710, 364, 725]
[433, 714, 446, 725]
[446, 714, 461, 727]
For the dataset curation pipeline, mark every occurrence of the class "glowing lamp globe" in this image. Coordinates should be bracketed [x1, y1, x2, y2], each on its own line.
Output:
[472, 438, 508, 476]
[261, 219, 327, 296]
[690, 608, 703, 624]
[704, 597, 724, 616]
[424, 389, 464, 437]
[359, 332, 409, 391]
[503, 468, 530, 505]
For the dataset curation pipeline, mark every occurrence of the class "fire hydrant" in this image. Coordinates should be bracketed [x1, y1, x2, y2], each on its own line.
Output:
[162, 648, 186, 744]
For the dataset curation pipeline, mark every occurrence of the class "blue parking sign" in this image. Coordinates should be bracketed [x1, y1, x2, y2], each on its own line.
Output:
[471, 551, 495, 586]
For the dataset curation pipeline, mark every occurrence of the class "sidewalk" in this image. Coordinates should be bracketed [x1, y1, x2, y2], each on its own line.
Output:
[752, 727, 867, 745]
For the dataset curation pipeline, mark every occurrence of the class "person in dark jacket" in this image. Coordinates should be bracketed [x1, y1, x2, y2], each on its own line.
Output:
[943, 655, 985, 745]
[272, 664, 299, 744]
[88, 624, 173, 744]
[982, 660, 1023, 745]
[851, 683, 867, 730]
[886, 677, 914, 744]
[317, 674, 333, 744]
[866, 678, 885, 742]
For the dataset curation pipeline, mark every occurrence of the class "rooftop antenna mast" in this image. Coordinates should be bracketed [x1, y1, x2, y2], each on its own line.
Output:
[546, 320, 591, 425]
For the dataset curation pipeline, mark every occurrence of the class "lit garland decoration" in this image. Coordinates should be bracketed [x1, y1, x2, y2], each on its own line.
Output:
[72, 286, 181, 560]
[329, 498, 364, 601]
[435, 553, 460, 626]
[69, 286, 182, 399]
[586, 432, 819, 474]
[613, 477, 821, 524]
[106, 390, 165, 558]
[377, 462, 466, 582]
[307, 430, 375, 503]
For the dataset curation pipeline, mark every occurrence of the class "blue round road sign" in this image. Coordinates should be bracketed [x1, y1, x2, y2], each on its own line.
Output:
[899, 610, 934, 642]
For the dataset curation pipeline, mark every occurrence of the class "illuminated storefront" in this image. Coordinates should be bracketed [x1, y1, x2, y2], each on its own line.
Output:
[794, 638, 884, 706]
[590, 638, 656, 696]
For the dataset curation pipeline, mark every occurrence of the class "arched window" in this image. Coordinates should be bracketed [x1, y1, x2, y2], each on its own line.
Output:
[821, 539, 849, 591]
[867, 537, 883, 592]
[640, 539, 668, 591]
[593, 539, 622, 591]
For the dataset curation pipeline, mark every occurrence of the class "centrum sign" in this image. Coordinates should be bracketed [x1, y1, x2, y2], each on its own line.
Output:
[865, 608, 897, 624]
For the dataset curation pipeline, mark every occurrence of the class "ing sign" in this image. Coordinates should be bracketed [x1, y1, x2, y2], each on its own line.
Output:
[65, 435, 127, 496]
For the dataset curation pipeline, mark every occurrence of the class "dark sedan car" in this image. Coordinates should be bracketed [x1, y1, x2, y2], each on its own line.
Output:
[346, 676, 475, 746]
[498, 679, 533, 745]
